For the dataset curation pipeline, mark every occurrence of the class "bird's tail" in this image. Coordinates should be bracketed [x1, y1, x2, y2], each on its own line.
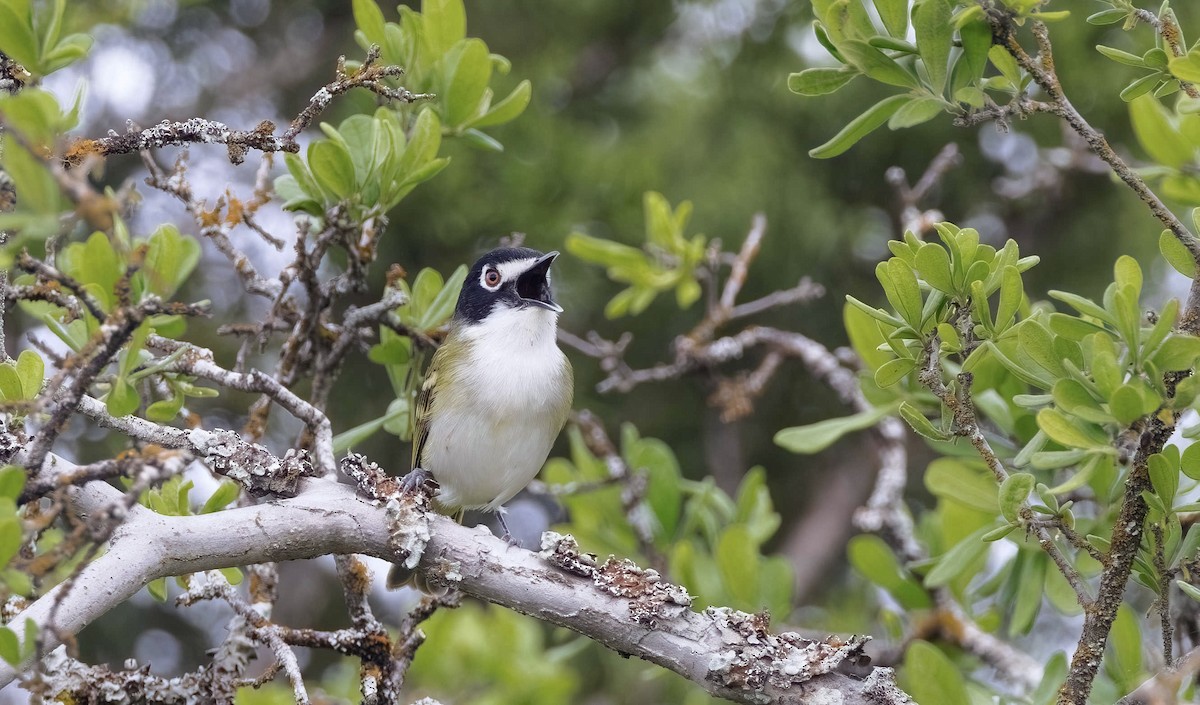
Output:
[386, 508, 465, 591]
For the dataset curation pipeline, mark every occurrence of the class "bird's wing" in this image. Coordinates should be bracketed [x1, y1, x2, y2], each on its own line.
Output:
[410, 348, 441, 470]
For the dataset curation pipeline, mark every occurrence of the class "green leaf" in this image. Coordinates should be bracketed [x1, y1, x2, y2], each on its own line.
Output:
[0, 627, 17, 666]
[309, 139, 357, 200]
[106, 378, 140, 417]
[998, 472, 1033, 523]
[874, 0, 908, 38]
[352, 0, 387, 45]
[774, 404, 894, 454]
[887, 95, 944, 129]
[1177, 580, 1200, 602]
[0, 467, 24, 501]
[787, 67, 859, 96]
[1109, 604, 1143, 685]
[994, 265, 1022, 333]
[809, 94, 912, 158]
[1049, 290, 1114, 324]
[1130, 94, 1191, 168]
[1110, 384, 1148, 426]
[925, 524, 991, 588]
[147, 577, 168, 602]
[1017, 319, 1064, 378]
[422, 0, 466, 56]
[1051, 379, 1105, 421]
[982, 524, 1017, 542]
[716, 524, 759, 607]
[0, 366, 24, 402]
[1161, 229, 1197, 277]
[1169, 49, 1200, 83]
[1096, 45, 1146, 67]
[839, 39, 918, 89]
[68, 231, 121, 303]
[902, 641, 969, 705]
[1088, 9, 1128, 25]
[848, 534, 931, 609]
[1120, 73, 1162, 103]
[959, 19, 990, 86]
[845, 295, 905, 328]
[471, 79, 532, 128]
[884, 257, 923, 327]
[913, 0, 953, 94]
[874, 357, 916, 388]
[914, 243, 953, 292]
[1010, 551, 1047, 635]
[445, 38, 492, 127]
[628, 436, 683, 540]
[418, 265, 468, 330]
[1148, 453, 1179, 505]
[1144, 48, 1170, 69]
[143, 225, 201, 299]
[988, 45, 1021, 86]
[0, 4, 38, 70]
[40, 32, 91, 74]
[1182, 443, 1200, 481]
[843, 302, 894, 371]
[145, 393, 184, 423]
[1113, 255, 1143, 294]
[200, 481, 240, 514]
[899, 401, 950, 441]
[0, 517, 18, 570]
[924, 459, 998, 513]
[1152, 335, 1200, 370]
[1037, 408, 1111, 451]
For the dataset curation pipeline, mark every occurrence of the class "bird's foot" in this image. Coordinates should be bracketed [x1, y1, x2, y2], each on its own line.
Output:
[496, 506, 520, 547]
[400, 467, 436, 496]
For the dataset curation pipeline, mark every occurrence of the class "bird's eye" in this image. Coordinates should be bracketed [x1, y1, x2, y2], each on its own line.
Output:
[483, 268, 502, 289]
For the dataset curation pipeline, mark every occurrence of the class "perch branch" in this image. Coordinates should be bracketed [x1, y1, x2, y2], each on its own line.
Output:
[0, 474, 913, 705]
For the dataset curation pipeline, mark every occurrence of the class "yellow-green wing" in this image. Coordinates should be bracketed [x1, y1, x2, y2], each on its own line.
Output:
[410, 349, 441, 470]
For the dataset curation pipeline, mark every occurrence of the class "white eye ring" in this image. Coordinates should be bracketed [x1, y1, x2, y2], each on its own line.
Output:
[481, 267, 502, 291]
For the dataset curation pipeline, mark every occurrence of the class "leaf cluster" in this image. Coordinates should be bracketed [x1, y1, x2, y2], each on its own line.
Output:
[566, 192, 707, 319]
[352, 0, 532, 149]
[17, 224, 210, 420]
[275, 108, 448, 220]
[0, 0, 92, 79]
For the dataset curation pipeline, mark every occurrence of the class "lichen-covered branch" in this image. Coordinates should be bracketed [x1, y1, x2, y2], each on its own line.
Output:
[0, 474, 913, 705]
[65, 46, 432, 166]
[981, 11, 1200, 266]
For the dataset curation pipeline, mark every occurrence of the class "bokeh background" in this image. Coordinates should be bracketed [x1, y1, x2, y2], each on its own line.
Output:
[16, 0, 1191, 702]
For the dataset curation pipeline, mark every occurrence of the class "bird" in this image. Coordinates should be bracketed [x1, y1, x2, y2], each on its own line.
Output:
[388, 247, 574, 589]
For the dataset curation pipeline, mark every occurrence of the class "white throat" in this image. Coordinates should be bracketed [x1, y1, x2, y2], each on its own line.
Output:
[459, 305, 559, 351]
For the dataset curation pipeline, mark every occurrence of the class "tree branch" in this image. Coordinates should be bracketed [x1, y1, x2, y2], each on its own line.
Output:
[65, 46, 432, 166]
[0, 475, 913, 705]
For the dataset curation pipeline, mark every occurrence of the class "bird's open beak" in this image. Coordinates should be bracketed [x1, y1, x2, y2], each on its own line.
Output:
[516, 251, 563, 313]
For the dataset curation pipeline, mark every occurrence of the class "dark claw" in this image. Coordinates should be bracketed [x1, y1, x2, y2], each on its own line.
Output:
[496, 508, 520, 547]
[400, 467, 435, 495]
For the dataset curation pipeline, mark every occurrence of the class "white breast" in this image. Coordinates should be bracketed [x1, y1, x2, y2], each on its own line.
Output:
[422, 306, 569, 511]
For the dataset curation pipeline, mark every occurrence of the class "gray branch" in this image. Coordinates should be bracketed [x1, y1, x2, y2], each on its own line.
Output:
[2, 473, 912, 705]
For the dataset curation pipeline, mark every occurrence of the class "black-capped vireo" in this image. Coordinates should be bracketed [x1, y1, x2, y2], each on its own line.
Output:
[388, 247, 573, 588]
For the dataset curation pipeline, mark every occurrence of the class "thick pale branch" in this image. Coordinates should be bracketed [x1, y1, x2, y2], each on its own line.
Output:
[2, 477, 911, 704]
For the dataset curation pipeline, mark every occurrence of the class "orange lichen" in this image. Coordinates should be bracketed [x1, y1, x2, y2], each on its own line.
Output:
[63, 138, 104, 166]
[224, 197, 244, 226]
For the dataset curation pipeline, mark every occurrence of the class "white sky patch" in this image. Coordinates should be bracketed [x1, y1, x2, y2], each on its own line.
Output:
[90, 44, 156, 119]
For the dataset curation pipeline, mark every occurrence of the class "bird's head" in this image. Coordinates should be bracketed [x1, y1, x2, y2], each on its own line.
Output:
[455, 247, 563, 324]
